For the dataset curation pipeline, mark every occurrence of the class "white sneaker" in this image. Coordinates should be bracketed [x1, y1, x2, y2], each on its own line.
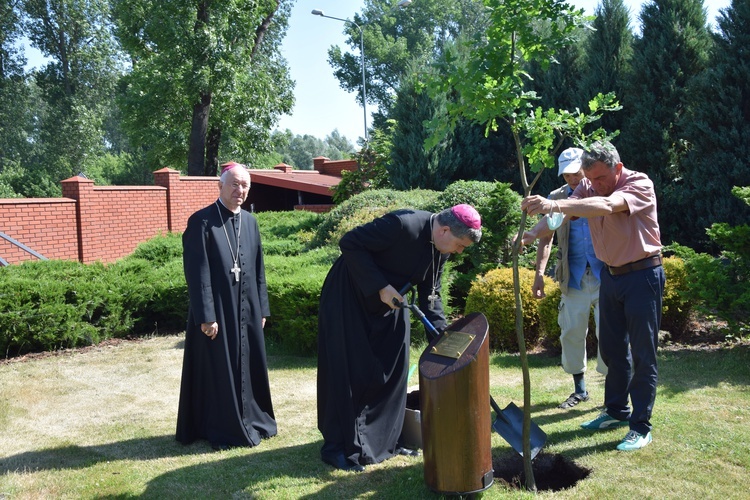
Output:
[616, 430, 652, 451]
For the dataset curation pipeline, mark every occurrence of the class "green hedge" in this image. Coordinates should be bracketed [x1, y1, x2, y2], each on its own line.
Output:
[256, 210, 323, 256]
[263, 247, 339, 353]
[0, 261, 137, 356]
[309, 188, 440, 249]
[0, 203, 707, 359]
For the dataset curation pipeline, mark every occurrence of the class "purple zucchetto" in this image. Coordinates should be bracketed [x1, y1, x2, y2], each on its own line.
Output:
[451, 204, 481, 230]
[220, 161, 244, 174]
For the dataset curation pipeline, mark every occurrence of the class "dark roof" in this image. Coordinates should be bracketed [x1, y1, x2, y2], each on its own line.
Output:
[248, 168, 342, 196]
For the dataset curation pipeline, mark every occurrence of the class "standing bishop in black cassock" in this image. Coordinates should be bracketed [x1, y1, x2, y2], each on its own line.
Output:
[177, 163, 275, 451]
[317, 205, 482, 471]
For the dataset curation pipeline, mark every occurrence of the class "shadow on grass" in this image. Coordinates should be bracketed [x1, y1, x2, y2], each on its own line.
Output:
[0, 436, 432, 499]
[141, 442, 430, 499]
[490, 350, 561, 371]
[0, 434, 200, 474]
[173, 334, 319, 372]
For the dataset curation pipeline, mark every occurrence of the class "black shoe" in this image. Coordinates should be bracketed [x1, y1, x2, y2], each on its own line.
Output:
[395, 447, 420, 457]
[558, 392, 590, 409]
[322, 452, 365, 472]
[211, 443, 232, 451]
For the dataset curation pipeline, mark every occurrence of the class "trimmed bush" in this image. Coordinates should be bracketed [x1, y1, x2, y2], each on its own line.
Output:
[309, 188, 439, 248]
[465, 267, 556, 352]
[128, 231, 183, 265]
[263, 247, 340, 353]
[256, 210, 323, 256]
[144, 258, 189, 332]
[0, 260, 135, 356]
[660, 255, 694, 339]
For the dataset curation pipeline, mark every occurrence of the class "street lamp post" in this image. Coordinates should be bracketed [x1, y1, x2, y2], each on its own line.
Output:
[312, 0, 412, 143]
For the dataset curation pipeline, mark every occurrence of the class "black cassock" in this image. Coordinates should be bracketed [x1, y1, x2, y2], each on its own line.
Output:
[317, 209, 449, 465]
[177, 201, 275, 448]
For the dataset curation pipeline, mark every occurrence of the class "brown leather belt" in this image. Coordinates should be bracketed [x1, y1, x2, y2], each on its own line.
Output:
[608, 254, 662, 276]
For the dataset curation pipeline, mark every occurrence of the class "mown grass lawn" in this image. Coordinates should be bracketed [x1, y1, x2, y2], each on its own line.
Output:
[0, 333, 748, 499]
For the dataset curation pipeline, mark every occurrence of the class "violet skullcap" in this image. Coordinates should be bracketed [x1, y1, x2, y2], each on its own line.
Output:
[220, 161, 243, 174]
[451, 204, 481, 229]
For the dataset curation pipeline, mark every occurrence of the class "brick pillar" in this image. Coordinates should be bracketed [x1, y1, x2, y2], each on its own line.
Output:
[153, 168, 181, 232]
[61, 175, 95, 262]
[274, 163, 294, 173]
[313, 156, 330, 173]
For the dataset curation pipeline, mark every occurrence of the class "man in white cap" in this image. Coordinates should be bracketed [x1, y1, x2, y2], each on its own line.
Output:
[526, 148, 607, 409]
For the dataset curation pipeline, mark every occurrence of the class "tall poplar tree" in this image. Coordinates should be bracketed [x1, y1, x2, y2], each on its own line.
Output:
[388, 47, 517, 191]
[22, 0, 124, 190]
[327, 0, 489, 114]
[676, 0, 750, 252]
[619, 0, 713, 244]
[389, 63, 458, 190]
[0, 0, 32, 180]
[113, 0, 294, 176]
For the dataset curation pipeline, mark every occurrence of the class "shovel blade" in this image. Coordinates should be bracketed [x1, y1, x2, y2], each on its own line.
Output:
[492, 402, 547, 459]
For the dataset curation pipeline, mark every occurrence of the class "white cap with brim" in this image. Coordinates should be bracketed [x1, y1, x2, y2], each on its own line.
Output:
[558, 147, 584, 176]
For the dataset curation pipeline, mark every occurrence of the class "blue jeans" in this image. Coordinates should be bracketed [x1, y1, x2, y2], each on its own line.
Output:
[599, 265, 665, 436]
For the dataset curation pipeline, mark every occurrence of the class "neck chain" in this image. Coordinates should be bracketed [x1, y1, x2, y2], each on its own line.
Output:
[428, 215, 439, 309]
[216, 201, 241, 282]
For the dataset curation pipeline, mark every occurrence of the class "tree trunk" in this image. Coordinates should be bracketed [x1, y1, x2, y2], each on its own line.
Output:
[205, 125, 221, 177]
[252, 1, 279, 57]
[187, 92, 211, 176]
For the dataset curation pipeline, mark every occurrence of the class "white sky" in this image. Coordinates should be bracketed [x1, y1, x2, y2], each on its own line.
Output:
[21, 0, 731, 144]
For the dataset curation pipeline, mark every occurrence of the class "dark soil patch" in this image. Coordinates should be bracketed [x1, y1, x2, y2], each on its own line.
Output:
[406, 389, 420, 410]
[493, 451, 590, 492]
[407, 390, 590, 492]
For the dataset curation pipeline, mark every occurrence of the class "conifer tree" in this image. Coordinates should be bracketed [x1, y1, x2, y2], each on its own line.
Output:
[618, 0, 713, 245]
[389, 57, 516, 190]
[676, 0, 750, 251]
[579, 0, 634, 136]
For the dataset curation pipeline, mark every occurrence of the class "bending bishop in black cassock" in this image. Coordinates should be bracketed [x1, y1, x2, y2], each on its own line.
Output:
[317, 205, 482, 471]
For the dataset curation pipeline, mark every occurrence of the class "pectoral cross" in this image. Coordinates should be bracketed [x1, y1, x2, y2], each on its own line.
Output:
[428, 291, 438, 309]
[231, 265, 241, 282]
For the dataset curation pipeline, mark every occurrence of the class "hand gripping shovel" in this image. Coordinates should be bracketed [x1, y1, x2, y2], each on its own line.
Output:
[393, 284, 546, 459]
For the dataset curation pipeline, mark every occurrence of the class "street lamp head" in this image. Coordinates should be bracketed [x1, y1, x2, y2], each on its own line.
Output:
[311, 9, 324, 16]
[397, 0, 413, 7]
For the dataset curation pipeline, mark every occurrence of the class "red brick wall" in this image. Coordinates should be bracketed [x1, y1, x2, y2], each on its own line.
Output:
[154, 169, 219, 233]
[0, 198, 79, 264]
[1, 162, 345, 265]
[295, 204, 334, 213]
[0, 170, 226, 265]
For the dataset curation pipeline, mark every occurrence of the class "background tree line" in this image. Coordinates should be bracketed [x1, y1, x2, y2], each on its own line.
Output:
[329, 0, 748, 253]
[0, 0, 354, 195]
[1, 0, 748, 255]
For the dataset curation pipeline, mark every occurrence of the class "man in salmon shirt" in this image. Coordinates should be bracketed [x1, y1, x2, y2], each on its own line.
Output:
[521, 141, 665, 451]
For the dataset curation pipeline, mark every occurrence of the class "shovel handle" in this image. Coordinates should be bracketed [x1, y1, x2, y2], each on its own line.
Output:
[391, 282, 413, 307]
[489, 395, 503, 415]
[490, 395, 512, 425]
[409, 303, 440, 340]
